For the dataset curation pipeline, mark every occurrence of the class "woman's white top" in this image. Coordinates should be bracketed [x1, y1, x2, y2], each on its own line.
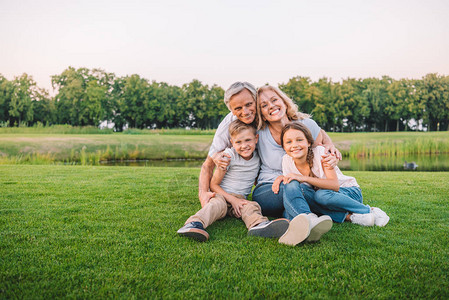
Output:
[282, 146, 359, 188]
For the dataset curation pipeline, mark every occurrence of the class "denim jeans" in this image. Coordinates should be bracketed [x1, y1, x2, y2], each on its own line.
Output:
[253, 181, 349, 222]
[314, 187, 370, 223]
[252, 182, 285, 217]
[282, 181, 348, 222]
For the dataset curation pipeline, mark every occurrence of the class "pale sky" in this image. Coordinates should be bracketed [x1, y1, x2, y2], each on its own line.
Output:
[1, 0, 448, 93]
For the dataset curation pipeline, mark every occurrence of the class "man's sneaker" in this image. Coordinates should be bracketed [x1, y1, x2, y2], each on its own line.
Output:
[349, 213, 375, 226]
[305, 213, 333, 242]
[248, 218, 289, 238]
[177, 222, 209, 242]
[279, 214, 310, 246]
[371, 207, 390, 227]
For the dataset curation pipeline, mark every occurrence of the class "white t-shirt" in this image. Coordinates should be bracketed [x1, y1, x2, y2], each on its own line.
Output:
[257, 118, 321, 184]
[208, 112, 236, 157]
[219, 147, 260, 197]
[282, 146, 359, 188]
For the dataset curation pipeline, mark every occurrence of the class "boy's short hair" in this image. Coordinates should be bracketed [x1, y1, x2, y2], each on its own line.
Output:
[229, 119, 257, 138]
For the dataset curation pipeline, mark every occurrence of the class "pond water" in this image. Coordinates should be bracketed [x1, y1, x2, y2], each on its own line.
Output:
[99, 154, 449, 171]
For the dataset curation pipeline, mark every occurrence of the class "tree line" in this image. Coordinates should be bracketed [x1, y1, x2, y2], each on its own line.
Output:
[1, 67, 448, 131]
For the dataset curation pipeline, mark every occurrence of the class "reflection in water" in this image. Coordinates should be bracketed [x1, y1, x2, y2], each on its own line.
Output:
[338, 154, 449, 171]
[403, 161, 418, 170]
[99, 154, 449, 171]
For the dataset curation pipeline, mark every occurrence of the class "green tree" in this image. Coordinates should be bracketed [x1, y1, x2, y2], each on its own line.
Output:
[120, 74, 149, 128]
[182, 80, 209, 129]
[0, 75, 13, 125]
[335, 78, 369, 132]
[417, 73, 449, 131]
[9, 74, 36, 126]
[31, 89, 56, 126]
[310, 78, 338, 131]
[279, 77, 314, 114]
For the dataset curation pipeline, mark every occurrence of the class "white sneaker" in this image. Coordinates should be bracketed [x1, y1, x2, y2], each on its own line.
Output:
[305, 213, 333, 242]
[279, 214, 310, 246]
[371, 207, 390, 227]
[349, 213, 375, 226]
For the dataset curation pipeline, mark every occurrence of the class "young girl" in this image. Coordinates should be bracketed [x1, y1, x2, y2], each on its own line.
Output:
[277, 122, 389, 227]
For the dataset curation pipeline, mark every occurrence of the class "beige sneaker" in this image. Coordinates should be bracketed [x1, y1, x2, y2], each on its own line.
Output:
[279, 214, 310, 246]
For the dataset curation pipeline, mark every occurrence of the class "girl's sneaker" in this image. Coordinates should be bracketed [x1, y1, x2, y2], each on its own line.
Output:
[305, 213, 333, 242]
[349, 213, 375, 226]
[279, 214, 310, 246]
[370, 207, 390, 227]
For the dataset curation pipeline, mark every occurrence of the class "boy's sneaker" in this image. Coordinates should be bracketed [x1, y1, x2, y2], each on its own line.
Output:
[349, 213, 375, 226]
[305, 213, 333, 242]
[248, 218, 289, 238]
[177, 222, 209, 242]
[371, 207, 390, 227]
[279, 214, 310, 246]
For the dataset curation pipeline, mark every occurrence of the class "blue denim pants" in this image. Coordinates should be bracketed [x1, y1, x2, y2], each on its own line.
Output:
[314, 186, 370, 223]
[252, 181, 347, 222]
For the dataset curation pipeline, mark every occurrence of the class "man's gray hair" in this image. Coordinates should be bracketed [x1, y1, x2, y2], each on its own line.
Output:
[224, 82, 257, 110]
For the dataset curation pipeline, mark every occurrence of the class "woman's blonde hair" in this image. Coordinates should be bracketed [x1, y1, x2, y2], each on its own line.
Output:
[256, 85, 310, 130]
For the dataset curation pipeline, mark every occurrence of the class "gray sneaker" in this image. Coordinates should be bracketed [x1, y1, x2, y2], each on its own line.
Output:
[177, 222, 209, 242]
[248, 219, 289, 238]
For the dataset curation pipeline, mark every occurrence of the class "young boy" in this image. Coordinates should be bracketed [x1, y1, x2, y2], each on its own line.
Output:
[177, 120, 289, 242]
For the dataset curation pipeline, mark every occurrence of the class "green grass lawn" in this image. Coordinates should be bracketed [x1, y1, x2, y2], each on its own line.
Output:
[1, 165, 448, 298]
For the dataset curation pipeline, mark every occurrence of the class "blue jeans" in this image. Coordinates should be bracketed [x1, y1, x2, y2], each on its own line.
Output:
[282, 181, 348, 222]
[314, 187, 370, 223]
[253, 181, 347, 221]
[252, 182, 284, 217]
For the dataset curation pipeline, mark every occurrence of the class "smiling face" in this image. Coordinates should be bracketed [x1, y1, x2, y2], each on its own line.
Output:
[228, 89, 257, 125]
[230, 128, 258, 160]
[282, 128, 311, 161]
[258, 89, 288, 123]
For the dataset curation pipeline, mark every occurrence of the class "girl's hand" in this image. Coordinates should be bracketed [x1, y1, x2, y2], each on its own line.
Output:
[212, 151, 231, 170]
[229, 197, 249, 218]
[272, 175, 284, 194]
[321, 153, 338, 169]
[283, 173, 307, 184]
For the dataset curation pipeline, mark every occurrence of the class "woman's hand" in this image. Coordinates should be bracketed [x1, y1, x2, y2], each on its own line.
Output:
[272, 175, 284, 194]
[211, 151, 231, 170]
[324, 144, 342, 161]
[283, 173, 307, 184]
[321, 153, 338, 169]
[229, 197, 249, 218]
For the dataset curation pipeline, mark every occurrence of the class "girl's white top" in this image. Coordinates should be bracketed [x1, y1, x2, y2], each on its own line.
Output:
[282, 146, 359, 188]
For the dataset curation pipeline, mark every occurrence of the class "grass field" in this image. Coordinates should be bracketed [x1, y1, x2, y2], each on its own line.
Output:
[1, 165, 448, 298]
[0, 131, 448, 165]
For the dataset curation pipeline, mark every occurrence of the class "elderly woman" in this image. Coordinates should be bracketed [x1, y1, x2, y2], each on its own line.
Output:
[252, 85, 343, 245]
